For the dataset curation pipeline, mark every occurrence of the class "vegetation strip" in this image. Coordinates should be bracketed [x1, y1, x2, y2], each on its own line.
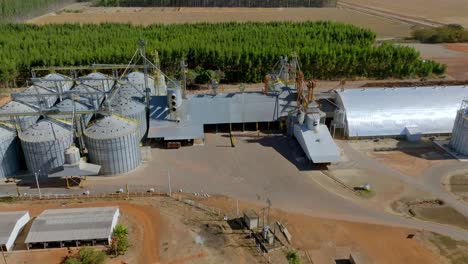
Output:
[0, 22, 445, 86]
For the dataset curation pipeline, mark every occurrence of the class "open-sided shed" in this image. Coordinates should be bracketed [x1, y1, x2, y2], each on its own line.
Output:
[0, 211, 30, 251]
[25, 207, 119, 249]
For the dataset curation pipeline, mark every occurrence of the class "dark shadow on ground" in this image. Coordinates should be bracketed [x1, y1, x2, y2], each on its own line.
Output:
[224, 134, 329, 171]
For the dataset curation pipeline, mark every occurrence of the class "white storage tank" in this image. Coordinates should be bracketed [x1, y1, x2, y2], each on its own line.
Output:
[13, 86, 58, 109]
[110, 97, 147, 139]
[20, 119, 73, 174]
[79, 72, 114, 92]
[0, 124, 21, 179]
[450, 101, 468, 155]
[0, 101, 39, 130]
[84, 115, 141, 175]
[51, 99, 94, 125]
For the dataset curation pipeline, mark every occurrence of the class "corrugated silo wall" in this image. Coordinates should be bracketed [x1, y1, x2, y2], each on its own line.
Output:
[115, 0, 337, 7]
[0, 137, 21, 179]
[450, 109, 468, 155]
[21, 135, 74, 175]
[85, 133, 141, 175]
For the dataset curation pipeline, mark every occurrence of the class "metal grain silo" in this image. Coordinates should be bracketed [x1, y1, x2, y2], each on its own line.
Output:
[80, 72, 114, 92]
[114, 83, 145, 102]
[52, 99, 94, 125]
[20, 119, 73, 175]
[0, 101, 39, 130]
[0, 124, 21, 179]
[13, 86, 58, 109]
[126, 71, 155, 94]
[450, 100, 468, 155]
[110, 97, 147, 139]
[84, 115, 141, 175]
[34, 73, 74, 93]
[71, 84, 104, 108]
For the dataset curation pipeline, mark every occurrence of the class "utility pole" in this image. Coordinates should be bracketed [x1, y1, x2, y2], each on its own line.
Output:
[34, 171, 42, 199]
[139, 39, 150, 110]
[180, 60, 188, 99]
[167, 170, 172, 197]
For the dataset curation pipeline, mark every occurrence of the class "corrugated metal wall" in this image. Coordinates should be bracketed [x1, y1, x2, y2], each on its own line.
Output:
[20, 120, 73, 175]
[450, 106, 468, 155]
[85, 116, 141, 175]
[0, 125, 21, 179]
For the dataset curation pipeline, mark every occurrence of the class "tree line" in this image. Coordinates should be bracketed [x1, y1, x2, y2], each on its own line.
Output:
[0, 0, 61, 20]
[0, 22, 445, 87]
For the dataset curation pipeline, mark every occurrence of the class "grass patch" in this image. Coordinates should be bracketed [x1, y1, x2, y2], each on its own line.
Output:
[0, 196, 19, 204]
[429, 233, 468, 264]
[413, 206, 468, 230]
[413, 24, 468, 43]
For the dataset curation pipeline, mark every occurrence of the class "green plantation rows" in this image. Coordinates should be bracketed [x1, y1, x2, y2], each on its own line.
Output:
[0, 0, 59, 19]
[0, 22, 445, 86]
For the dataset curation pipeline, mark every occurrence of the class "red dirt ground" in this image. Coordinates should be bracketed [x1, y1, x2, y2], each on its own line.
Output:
[0, 201, 160, 264]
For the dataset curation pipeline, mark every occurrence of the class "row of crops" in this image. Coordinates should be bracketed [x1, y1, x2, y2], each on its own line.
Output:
[0, 22, 445, 86]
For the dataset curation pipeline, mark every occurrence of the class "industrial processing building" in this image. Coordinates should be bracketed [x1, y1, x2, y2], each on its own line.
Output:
[25, 207, 120, 249]
[0, 211, 30, 251]
[333, 86, 468, 139]
[0, 49, 467, 179]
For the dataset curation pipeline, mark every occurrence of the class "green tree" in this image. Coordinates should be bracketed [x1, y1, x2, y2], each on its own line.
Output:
[64, 247, 107, 264]
[110, 224, 129, 256]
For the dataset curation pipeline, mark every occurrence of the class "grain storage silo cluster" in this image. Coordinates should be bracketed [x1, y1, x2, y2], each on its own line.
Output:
[450, 100, 468, 155]
[0, 124, 21, 179]
[84, 115, 141, 175]
[0, 69, 160, 178]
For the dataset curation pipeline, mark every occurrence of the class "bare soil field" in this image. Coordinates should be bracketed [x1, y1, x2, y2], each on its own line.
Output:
[370, 148, 451, 178]
[402, 43, 468, 80]
[27, 3, 412, 38]
[341, 0, 468, 28]
[0, 195, 455, 264]
[201, 196, 447, 264]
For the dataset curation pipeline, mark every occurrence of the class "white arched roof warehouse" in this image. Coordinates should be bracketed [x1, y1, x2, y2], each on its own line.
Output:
[335, 86, 468, 138]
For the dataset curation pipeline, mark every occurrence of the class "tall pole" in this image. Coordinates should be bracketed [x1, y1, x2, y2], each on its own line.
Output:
[140, 39, 150, 110]
[167, 170, 172, 197]
[34, 172, 42, 199]
[180, 60, 187, 99]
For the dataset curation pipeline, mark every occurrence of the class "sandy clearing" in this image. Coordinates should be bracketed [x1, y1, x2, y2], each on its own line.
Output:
[200, 196, 446, 263]
[342, 0, 468, 28]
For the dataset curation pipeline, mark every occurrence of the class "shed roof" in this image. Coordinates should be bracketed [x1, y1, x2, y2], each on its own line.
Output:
[25, 207, 119, 244]
[0, 211, 29, 245]
[336, 86, 468, 137]
[148, 88, 297, 139]
[293, 124, 341, 163]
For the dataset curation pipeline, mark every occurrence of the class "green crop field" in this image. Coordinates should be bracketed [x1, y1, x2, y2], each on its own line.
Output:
[0, 22, 445, 86]
[0, 0, 61, 20]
